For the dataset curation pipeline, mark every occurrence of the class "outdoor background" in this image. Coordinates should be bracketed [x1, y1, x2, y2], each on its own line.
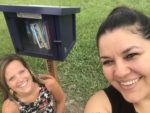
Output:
[0, 0, 150, 112]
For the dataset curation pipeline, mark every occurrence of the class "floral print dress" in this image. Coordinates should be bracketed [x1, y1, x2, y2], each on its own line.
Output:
[16, 86, 54, 113]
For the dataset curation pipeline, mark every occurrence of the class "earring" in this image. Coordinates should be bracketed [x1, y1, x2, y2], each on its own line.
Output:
[9, 89, 14, 95]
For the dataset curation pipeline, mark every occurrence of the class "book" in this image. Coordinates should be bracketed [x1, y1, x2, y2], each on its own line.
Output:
[25, 20, 37, 45]
[33, 22, 47, 49]
[42, 21, 51, 50]
[30, 23, 43, 48]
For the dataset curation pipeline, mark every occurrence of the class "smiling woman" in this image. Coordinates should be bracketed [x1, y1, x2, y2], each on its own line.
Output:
[84, 6, 150, 113]
[0, 54, 65, 113]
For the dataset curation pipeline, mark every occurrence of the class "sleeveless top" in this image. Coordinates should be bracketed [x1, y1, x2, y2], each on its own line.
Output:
[104, 86, 137, 113]
[15, 86, 54, 113]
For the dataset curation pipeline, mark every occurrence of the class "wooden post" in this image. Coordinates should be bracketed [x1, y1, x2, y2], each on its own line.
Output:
[46, 59, 58, 79]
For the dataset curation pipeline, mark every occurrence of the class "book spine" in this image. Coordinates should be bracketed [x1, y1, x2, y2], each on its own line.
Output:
[42, 21, 51, 50]
[25, 20, 37, 45]
[33, 22, 46, 49]
[30, 23, 42, 48]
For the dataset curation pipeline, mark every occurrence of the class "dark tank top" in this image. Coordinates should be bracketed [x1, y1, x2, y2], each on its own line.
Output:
[104, 86, 137, 113]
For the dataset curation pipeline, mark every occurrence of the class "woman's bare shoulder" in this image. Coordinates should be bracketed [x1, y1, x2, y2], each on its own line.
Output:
[84, 90, 111, 113]
[2, 99, 19, 113]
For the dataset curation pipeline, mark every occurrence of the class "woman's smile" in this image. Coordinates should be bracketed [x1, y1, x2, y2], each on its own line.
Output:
[17, 80, 28, 88]
[118, 76, 143, 90]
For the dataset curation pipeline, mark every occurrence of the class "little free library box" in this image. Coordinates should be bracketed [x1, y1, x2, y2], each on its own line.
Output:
[0, 5, 80, 61]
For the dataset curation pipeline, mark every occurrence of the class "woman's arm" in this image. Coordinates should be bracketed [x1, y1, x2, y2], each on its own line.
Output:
[2, 99, 19, 113]
[84, 90, 111, 113]
[40, 74, 65, 113]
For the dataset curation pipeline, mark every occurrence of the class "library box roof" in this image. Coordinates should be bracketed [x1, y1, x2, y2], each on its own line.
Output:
[0, 4, 80, 15]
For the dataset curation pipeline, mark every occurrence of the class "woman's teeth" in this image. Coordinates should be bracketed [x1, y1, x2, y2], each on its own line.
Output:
[120, 78, 139, 86]
[19, 81, 27, 88]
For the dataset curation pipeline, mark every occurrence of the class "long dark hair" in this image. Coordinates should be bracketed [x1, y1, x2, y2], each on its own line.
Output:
[96, 6, 150, 47]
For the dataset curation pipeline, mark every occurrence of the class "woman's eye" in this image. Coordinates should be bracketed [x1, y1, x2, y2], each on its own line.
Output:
[19, 70, 25, 74]
[125, 53, 139, 59]
[9, 76, 15, 82]
[102, 60, 114, 66]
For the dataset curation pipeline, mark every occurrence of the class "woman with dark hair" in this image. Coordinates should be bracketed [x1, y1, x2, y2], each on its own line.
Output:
[0, 54, 65, 113]
[84, 6, 150, 113]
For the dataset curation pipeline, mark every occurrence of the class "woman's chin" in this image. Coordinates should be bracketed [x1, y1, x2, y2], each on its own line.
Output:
[122, 93, 142, 103]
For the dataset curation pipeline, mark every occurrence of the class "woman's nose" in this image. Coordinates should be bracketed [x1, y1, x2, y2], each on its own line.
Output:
[114, 60, 130, 78]
[16, 75, 24, 82]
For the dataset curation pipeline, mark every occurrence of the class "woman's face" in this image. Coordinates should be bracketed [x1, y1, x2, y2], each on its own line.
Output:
[5, 60, 34, 97]
[99, 28, 150, 103]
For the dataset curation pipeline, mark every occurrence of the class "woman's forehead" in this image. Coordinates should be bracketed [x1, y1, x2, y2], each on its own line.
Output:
[98, 28, 149, 55]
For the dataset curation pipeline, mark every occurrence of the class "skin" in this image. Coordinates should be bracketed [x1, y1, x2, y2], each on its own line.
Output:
[2, 60, 65, 113]
[84, 28, 150, 113]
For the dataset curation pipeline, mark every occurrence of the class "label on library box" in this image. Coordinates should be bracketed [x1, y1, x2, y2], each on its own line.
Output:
[17, 13, 42, 19]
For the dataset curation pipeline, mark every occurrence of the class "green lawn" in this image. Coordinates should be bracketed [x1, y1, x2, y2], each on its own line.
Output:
[0, 0, 150, 112]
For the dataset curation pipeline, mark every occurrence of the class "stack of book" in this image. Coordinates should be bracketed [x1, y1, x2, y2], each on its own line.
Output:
[25, 20, 51, 50]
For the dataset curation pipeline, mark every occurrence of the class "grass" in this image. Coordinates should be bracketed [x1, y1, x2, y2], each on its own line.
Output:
[0, 0, 150, 112]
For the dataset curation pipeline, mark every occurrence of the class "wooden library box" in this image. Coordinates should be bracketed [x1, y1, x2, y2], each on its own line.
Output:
[0, 5, 80, 61]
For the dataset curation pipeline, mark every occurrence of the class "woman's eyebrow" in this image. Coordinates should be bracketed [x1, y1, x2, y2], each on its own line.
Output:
[100, 46, 141, 59]
[122, 46, 141, 54]
[100, 56, 110, 59]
